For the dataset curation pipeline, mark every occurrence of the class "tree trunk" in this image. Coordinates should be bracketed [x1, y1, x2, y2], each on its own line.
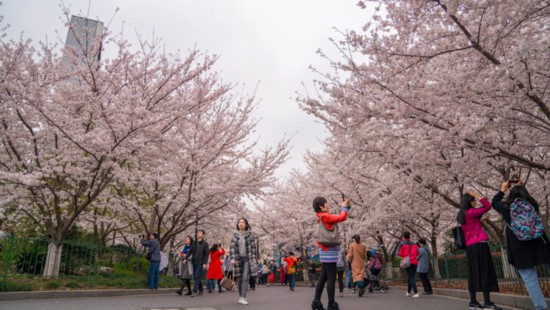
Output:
[43, 241, 62, 277]
[385, 263, 393, 280]
[430, 239, 441, 280]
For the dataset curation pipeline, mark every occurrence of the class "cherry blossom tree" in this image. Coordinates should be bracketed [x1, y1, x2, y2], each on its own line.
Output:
[285, 0, 550, 280]
[0, 11, 288, 276]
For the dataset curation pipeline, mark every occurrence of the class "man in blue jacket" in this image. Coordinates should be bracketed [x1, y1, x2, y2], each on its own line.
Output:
[141, 233, 161, 289]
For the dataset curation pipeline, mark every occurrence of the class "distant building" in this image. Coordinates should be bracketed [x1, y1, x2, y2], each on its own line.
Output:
[62, 16, 104, 68]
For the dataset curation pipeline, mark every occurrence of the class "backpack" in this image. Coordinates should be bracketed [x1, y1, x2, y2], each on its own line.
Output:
[287, 257, 297, 274]
[508, 198, 545, 241]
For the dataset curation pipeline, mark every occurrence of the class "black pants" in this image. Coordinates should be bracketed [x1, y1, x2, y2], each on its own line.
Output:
[406, 265, 418, 294]
[179, 279, 191, 292]
[249, 276, 256, 289]
[419, 272, 432, 293]
[314, 263, 337, 302]
[337, 270, 344, 293]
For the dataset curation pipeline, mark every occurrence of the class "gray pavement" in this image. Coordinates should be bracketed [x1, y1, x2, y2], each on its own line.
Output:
[0, 285, 523, 310]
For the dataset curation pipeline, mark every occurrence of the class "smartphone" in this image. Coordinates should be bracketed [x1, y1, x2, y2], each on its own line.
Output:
[509, 175, 520, 184]
[341, 193, 346, 201]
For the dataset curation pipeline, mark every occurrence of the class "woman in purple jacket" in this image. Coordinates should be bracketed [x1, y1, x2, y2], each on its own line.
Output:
[457, 191, 501, 310]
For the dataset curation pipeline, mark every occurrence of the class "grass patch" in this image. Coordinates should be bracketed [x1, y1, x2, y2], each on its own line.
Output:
[0, 281, 35, 292]
[65, 281, 80, 289]
[45, 281, 61, 289]
[0, 273, 181, 292]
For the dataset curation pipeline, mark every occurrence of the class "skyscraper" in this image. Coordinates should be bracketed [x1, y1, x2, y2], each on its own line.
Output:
[63, 15, 104, 67]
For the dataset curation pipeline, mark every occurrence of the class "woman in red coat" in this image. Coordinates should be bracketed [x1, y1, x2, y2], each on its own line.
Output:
[206, 244, 226, 293]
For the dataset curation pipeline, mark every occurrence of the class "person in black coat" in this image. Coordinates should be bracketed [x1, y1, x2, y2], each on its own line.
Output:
[492, 180, 550, 310]
[188, 229, 209, 297]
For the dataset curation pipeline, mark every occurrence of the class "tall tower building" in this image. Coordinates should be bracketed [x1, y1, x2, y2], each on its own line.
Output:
[63, 15, 104, 67]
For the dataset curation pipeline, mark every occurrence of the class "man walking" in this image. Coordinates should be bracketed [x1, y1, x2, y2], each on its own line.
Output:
[189, 229, 209, 297]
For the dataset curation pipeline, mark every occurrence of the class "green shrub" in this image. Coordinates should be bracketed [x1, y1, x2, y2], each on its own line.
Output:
[96, 258, 111, 267]
[0, 281, 35, 292]
[65, 281, 80, 288]
[86, 275, 110, 286]
[115, 256, 148, 274]
[113, 267, 137, 277]
[45, 281, 61, 289]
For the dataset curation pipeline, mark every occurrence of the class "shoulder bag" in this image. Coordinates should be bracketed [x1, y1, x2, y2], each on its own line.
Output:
[318, 215, 341, 246]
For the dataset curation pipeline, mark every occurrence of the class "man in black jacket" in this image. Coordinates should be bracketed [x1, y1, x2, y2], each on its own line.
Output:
[189, 229, 209, 296]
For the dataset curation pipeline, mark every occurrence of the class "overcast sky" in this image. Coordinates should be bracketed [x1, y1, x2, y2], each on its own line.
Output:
[2, 0, 372, 180]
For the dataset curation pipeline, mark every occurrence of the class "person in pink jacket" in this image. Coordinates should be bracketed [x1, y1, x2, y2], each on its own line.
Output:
[457, 191, 501, 310]
[398, 231, 420, 297]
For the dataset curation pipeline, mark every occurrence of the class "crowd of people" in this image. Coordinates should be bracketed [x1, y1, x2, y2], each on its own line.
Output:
[139, 179, 549, 310]
[141, 217, 301, 306]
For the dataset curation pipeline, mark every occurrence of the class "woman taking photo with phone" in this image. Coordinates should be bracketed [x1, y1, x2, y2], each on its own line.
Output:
[492, 180, 550, 310]
[311, 196, 351, 310]
[457, 191, 501, 310]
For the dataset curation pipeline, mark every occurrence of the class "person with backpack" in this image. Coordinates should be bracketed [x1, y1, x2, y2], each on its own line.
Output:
[458, 191, 501, 310]
[416, 239, 433, 295]
[284, 252, 299, 291]
[398, 231, 419, 298]
[311, 196, 351, 310]
[492, 181, 550, 310]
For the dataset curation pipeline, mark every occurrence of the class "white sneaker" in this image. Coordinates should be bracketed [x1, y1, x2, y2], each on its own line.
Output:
[412, 293, 420, 298]
[238, 298, 244, 304]
[240, 298, 249, 305]
[406, 291, 410, 297]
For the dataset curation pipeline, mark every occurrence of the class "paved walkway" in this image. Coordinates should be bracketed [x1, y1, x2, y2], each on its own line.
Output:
[0, 285, 522, 310]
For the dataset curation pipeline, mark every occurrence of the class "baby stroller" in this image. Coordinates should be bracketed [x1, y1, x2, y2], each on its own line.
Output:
[364, 268, 389, 293]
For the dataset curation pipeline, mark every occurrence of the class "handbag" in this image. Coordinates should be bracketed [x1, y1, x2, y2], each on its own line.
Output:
[452, 226, 466, 250]
[318, 215, 341, 246]
[220, 271, 236, 291]
[399, 243, 412, 269]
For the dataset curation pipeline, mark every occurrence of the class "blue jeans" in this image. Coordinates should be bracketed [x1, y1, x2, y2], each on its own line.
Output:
[193, 262, 204, 292]
[345, 267, 352, 288]
[288, 274, 296, 289]
[518, 267, 548, 310]
[147, 261, 160, 289]
[206, 279, 216, 292]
